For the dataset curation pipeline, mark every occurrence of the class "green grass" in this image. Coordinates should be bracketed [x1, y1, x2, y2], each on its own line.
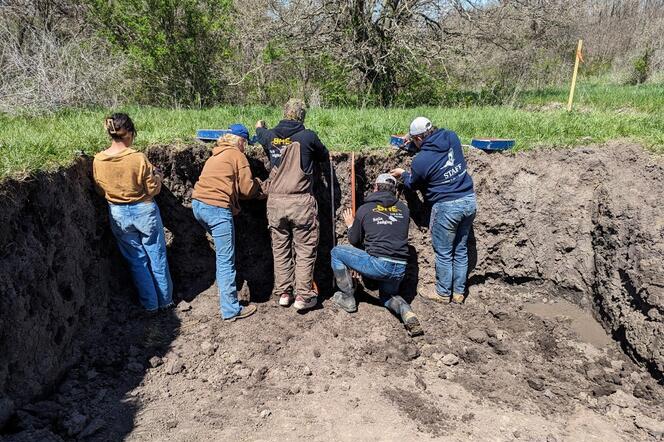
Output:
[519, 81, 664, 113]
[1, 83, 663, 179]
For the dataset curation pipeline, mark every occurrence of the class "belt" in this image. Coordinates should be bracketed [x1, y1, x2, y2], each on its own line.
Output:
[377, 256, 407, 265]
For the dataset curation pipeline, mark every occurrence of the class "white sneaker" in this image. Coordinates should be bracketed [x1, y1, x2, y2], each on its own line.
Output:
[279, 293, 294, 307]
[293, 295, 317, 311]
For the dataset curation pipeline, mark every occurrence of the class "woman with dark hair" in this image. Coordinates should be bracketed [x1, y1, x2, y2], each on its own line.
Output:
[93, 113, 173, 313]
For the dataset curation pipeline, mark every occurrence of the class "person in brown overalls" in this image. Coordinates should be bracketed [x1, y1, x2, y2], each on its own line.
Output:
[255, 99, 329, 311]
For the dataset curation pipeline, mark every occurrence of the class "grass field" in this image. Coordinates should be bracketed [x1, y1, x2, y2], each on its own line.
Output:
[1, 83, 663, 179]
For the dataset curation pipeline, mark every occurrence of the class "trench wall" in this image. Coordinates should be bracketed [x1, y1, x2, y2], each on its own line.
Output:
[0, 158, 131, 415]
[148, 142, 664, 378]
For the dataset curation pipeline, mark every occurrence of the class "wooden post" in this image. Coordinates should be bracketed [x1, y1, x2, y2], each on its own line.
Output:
[350, 152, 356, 216]
[567, 39, 583, 112]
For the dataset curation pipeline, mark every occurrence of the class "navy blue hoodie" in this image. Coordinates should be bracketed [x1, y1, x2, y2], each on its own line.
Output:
[348, 191, 410, 261]
[402, 129, 474, 204]
[255, 120, 329, 173]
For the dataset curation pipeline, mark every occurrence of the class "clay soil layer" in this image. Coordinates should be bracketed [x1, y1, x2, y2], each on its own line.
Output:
[1, 141, 663, 441]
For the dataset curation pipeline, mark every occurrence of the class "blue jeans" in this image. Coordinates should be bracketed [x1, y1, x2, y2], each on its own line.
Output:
[108, 201, 173, 311]
[330, 245, 406, 304]
[430, 193, 477, 296]
[192, 199, 241, 319]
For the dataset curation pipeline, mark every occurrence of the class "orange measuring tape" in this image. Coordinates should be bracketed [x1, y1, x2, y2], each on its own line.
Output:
[350, 152, 356, 216]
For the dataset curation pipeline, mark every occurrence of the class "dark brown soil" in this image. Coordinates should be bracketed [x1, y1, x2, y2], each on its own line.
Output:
[1, 141, 663, 441]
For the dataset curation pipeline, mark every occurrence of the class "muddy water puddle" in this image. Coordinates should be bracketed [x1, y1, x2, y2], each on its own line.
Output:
[524, 299, 612, 348]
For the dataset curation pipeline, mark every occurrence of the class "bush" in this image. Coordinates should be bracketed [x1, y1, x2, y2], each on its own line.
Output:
[85, 0, 233, 106]
[0, 4, 126, 115]
[629, 49, 653, 85]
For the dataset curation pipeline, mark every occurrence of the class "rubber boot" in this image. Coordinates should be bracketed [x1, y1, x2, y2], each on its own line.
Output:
[332, 267, 357, 313]
[385, 296, 424, 337]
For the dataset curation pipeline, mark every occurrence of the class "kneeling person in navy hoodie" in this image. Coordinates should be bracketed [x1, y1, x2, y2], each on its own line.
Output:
[391, 117, 477, 305]
[330, 174, 423, 337]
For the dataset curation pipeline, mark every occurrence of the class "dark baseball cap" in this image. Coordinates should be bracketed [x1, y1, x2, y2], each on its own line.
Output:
[228, 123, 250, 142]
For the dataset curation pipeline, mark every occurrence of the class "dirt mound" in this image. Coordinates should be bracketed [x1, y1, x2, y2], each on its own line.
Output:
[1, 141, 663, 440]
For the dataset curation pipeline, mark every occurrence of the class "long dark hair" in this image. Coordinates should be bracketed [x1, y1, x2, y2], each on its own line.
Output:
[104, 113, 136, 141]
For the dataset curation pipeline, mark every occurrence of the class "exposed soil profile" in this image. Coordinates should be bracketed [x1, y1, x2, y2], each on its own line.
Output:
[1, 141, 663, 441]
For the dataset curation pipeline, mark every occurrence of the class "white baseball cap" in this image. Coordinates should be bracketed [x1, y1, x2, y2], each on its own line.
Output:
[409, 117, 432, 136]
[375, 173, 397, 186]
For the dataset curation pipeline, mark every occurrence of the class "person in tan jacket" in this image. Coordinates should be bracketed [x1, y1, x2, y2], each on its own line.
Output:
[93, 113, 173, 313]
[192, 124, 262, 321]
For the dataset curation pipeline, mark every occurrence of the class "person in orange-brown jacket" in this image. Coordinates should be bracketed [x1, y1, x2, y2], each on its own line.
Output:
[192, 124, 262, 321]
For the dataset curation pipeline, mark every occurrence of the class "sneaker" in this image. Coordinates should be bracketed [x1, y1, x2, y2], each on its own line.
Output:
[331, 291, 357, 313]
[278, 292, 294, 307]
[451, 293, 465, 304]
[420, 288, 450, 304]
[402, 311, 424, 337]
[293, 295, 317, 311]
[224, 304, 257, 322]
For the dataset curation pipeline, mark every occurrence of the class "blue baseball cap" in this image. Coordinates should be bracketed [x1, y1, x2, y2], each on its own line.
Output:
[228, 123, 251, 143]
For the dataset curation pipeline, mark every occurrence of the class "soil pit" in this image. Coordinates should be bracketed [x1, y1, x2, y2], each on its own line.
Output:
[0, 141, 663, 441]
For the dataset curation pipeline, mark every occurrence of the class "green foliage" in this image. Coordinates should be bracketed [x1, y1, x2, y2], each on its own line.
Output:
[85, 0, 233, 106]
[262, 40, 286, 64]
[629, 49, 652, 85]
[1, 84, 663, 179]
[316, 57, 361, 107]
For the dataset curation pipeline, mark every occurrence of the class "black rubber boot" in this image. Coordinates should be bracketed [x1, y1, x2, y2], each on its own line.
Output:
[332, 267, 357, 313]
[385, 296, 424, 337]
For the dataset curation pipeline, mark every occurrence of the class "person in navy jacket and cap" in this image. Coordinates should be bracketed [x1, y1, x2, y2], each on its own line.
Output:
[391, 117, 477, 305]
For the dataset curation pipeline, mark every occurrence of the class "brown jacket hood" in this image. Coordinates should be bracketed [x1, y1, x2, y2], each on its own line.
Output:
[192, 139, 260, 215]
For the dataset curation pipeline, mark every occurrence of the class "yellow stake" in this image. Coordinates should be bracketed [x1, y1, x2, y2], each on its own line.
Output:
[567, 39, 583, 112]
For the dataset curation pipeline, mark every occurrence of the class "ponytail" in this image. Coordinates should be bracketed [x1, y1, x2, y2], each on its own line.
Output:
[104, 113, 136, 140]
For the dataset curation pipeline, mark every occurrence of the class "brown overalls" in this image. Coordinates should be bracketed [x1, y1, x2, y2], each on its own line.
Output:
[265, 141, 319, 299]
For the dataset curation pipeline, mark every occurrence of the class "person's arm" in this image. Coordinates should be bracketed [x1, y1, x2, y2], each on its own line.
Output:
[237, 154, 260, 199]
[402, 165, 425, 191]
[255, 123, 271, 147]
[142, 155, 163, 197]
[311, 132, 330, 162]
[393, 158, 425, 191]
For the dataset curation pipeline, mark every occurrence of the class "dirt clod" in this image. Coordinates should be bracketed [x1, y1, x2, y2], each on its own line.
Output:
[63, 412, 86, 436]
[633, 380, 659, 401]
[634, 415, 664, 438]
[165, 358, 184, 375]
[442, 354, 459, 366]
[527, 378, 545, 391]
[467, 328, 488, 344]
[148, 356, 163, 368]
[488, 338, 509, 355]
